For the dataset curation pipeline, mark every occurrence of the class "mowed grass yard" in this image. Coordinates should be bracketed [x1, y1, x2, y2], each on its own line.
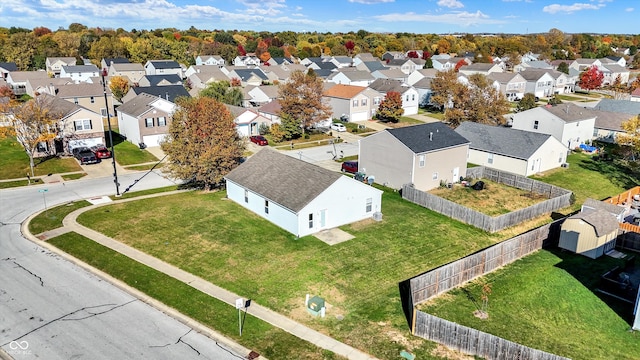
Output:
[0, 136, 81, 179]
[419, 249, 640, 360]
[429, 179, 549, 216]
[77, 189, 503, 359]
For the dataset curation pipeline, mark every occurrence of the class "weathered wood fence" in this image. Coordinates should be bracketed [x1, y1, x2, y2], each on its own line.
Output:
[401, 220, 570, 360]
[402, 167, 572, 232]
[414, 312, 569, 360]
[617, 231, 640, 252]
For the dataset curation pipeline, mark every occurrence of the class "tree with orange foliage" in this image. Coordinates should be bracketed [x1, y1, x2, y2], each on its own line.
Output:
[454, 59, 467, 72]
[108, 76, 130, 103]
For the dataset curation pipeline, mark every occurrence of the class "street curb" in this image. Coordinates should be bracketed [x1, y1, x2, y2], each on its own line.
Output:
[21, 205, 264, 360]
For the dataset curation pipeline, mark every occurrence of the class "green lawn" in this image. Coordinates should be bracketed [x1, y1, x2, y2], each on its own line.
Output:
[531, 152, 640, 211]
[420, 249, 640, 360]
[48, 233, 339, 360]
[28, 200, 91, 235]
[77, 189, 502, 359]
[111, 134, 159, 165]
[0, 137, 82, 179]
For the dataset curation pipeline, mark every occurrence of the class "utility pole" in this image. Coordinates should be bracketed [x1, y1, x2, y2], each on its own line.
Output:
[101, 68, 120, 196]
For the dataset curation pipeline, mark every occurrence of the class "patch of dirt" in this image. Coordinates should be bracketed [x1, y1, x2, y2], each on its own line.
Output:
[473, 310, 489, 319]
[431, 344, 475, 360]
[285, 284, 347, 322]
[373, 321, 423, 350]
[348, 217, 376, 230]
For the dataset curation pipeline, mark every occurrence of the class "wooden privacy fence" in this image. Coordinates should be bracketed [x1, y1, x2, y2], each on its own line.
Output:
[413, 312, 570, 360]
[401, 220, 569, 360]
[410, 222, 559, 303]
[603, 186, 640, 206]
[402, 178, 571, 232]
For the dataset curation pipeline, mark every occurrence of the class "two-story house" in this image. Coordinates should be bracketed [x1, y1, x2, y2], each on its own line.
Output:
[323, 84, 380, 122]
[59, 65, 100, 83]
[519, 69, 556, 98]
[488, 72, 527, 101]
[144, 60, 184, 79]
[368, 78, 419, 116]
[46, 57, 77, 77]
[116, 93, 177, 147]
[195, 55, 226, 67]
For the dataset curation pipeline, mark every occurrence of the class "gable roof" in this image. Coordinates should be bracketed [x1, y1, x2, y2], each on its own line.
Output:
[118, 93, 172, 117]
[518, 69, 553, 81]
[103, 58, 129, 66]
[147, 60, 181, 69]
[360, 61, 387, 72]
[460, 63, 497, 71]
[141, 74, 182, 86]
[323, 84, 367, 99]
[368, 78, 411, 94]
[61, 65, 99, 73]
[487, 72, 525, 84]
[129, 85, 189, 103]
[111, 63, 144, 72]
[53, 82, 109, 97]
[593, 99, 640, 115]
[225, 149, 342, 213]
[569, 209, 619, 237]
[582, 198, 625, 217]
[455, 122, 553, 160]
[542, 103, 596, 123]
[258, 100, 281, 115]
[386, 122, 469, 154]
[589, 108, 633, 131]
[329, 69, 375, 82]
[231, 68, 268, 81]
[0, 62, 18, 72]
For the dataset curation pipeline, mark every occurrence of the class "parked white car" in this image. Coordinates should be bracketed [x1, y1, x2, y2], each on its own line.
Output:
[331, 123, 346, 132]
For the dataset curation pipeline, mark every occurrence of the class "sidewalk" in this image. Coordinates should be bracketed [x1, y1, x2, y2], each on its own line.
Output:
[30, 196, 377, 360]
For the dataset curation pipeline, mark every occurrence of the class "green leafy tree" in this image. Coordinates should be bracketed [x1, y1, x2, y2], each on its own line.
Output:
[516, 93, 538, 112]
[376, 91, 404, 123]
[547, 95, 563, 106]
[278, 113, 303, 140]
[200, 81, 243, 106]
[161, 97, 245, 190]
[278, 70, 332, 133]
[557, 62, 569, 74]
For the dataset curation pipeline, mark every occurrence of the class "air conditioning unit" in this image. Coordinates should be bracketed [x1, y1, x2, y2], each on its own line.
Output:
[372, 212, 383, 221]
[561, 163, 569, 168]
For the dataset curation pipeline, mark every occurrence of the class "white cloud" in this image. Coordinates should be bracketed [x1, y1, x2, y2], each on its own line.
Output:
[625, 7, 634, 12]
[348, 0, 395, 4]
[438, 0, 464, 8]
[542, 2, 605, 14]
[374, 10, 503, 26]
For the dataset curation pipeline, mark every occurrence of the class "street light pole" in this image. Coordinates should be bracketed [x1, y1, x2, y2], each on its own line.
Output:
[101, 68, 120, 196]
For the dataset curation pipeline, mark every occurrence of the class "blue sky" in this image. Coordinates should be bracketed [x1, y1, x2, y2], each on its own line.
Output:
[0, 0, 636, 34]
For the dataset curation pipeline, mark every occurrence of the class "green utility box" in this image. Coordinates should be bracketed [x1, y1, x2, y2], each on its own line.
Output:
[307, 295, 325, 317]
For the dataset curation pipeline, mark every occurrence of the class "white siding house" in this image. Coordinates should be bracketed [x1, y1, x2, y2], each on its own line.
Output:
[225, 149, 383, 238]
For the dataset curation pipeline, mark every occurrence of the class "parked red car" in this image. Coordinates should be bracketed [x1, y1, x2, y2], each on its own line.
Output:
[250, 135, 269, 146]
[341, 161, 358, 174]
[91, 144, 112, 159]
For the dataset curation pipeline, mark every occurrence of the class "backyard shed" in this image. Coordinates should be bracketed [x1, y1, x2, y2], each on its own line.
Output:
[559, 209, 620, 259]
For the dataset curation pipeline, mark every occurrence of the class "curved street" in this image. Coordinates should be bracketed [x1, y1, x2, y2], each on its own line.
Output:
[0, 171, 248, 359]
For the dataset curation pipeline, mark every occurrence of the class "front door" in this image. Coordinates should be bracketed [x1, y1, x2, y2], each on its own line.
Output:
[452, 167, 459, 183]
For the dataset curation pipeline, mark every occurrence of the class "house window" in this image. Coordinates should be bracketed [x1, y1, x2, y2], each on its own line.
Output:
[37, 141, 48, 153]
[488, 153, 494, 164]
[374, 97, 381, 105]
[90, 96, 95, 104]
[432, 172, 438, 180]
[593, 128, 599, 136]
[101, 108, 108, 117]
[361, 98, 367, 106]
[145, 118, 154, 127]
[406, 95, 409, 101]
[419, 155, 425, 167]
[73, 97, 79, 104]
[264, 200, 269, 214]
[74, 119, 92, 131]
[411, 94, 415, 101]
[308, 213, 313, 228]
[244, 189, 248, 203]
[157, 116, 166, 126]
[353, 99, 358, 107]
[366, 198, 372, 213]
[533, 120, 539, 130]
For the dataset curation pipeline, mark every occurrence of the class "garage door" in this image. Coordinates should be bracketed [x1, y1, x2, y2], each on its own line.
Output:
[68, 138, 103, 152]
[351, 111, 368, 122]
[142, 134, 167, 147]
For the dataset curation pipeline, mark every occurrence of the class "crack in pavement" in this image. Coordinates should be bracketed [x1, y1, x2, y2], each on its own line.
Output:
[0, 300, 138, 347]
[11, 261, 44, 287]
[176, 329, 200, 356]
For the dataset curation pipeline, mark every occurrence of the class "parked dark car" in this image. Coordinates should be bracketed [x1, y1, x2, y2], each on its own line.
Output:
[249, 135, 269, 146]
[341, 161, 358, 174]
[73, 147, 99, 165]
[91, 144, 112, 159]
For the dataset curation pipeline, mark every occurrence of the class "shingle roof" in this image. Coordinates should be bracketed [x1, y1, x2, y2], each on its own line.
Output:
[258, 100, 281, 115]
[487, 72, 524, 84]
[569, 209, 620, 237]
[117, 93, 163, 117]
[518, 69, 552, 81]
[543, 103, 596, 123]
[111, 63, 144, 72]
[62, 65, 99, 73]
[361, 61, 387, 72]
[232, 68, 268, 81]
[142, 74, 182, 86]
[54, 83, 109, 97]
[460, 63, 496, 71]
[589, 108, 633, 131]
[323, 84, 367, 99]
[331, 69, 374, 82]
[455, 122, 553, 160]
[103, 58, 129, 66]
[593, 99, 640, 115]
[0, 62, 18, 72]
[224, 149, 342, 213]
[147, 60, 181, 69]
[582, 198, 625, 217]
[387, 122, 469, 154]
[368, 78, 410, 93]
[129, 85, 190, 103]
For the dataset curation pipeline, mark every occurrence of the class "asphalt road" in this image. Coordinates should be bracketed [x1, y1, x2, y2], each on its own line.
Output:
[0, 171, 245, 360]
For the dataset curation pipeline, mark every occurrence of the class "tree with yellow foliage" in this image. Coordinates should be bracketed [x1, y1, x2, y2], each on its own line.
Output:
[617, 115, 640, 161]
[108, 76, 130, 103]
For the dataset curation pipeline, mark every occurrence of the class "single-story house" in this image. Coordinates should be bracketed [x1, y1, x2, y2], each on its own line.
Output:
[454, 122, 567, 176]
[225, 149, 383, 238]
[359, 122, 470, 191]
[116, 93, 176, 147]
[558, 209, 619, 259]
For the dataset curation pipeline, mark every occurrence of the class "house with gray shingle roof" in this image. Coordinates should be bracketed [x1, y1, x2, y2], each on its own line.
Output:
[46, 57, 77, 76]
[0, 62, 18, 79]
[144, 60, 184, 79]
[122, 84, 190, 104]
[6, 71, 50, 96]
[511, 103, 596, 149]
[592, 99, 640, 115]
[60, 65, 100, 83]
[225, 149, 383, 238]
[368, 78, 419, 115]
[559, 208, 619, 259]
[588, 108, 635, 143]
[323, 84, 380, 122]
[327, 69, 375, 87]
[226, 68, 269, 87]
[359, 122, 470, 191]
[138, 74, 183, 87]
[455, 122, 567, 176]
[107, 62, 146, 84]
[116, 92, 177, 147]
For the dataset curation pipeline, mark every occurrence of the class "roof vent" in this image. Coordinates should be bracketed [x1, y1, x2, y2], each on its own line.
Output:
[429, 132, 433, 141]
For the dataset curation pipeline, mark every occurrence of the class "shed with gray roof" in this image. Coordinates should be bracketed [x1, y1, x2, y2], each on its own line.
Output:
[455, 122, 567, 176]
[225, 149, 383, 238]
[559, 209, 620, 259]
